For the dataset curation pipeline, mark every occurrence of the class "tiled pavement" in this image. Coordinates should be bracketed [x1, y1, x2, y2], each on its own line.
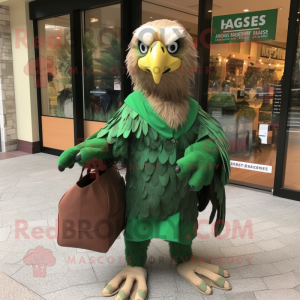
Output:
[1, 153, 300, 300]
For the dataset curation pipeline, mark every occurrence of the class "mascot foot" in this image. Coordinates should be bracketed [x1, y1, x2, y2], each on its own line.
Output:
[177, 258, 231, 295]
[101, 266, 148, 300]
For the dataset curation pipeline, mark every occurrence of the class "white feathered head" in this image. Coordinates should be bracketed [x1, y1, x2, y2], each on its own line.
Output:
[126, 19, 198, 102]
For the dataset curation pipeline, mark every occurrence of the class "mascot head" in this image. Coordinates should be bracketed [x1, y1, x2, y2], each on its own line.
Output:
[126, 19, 198, 102]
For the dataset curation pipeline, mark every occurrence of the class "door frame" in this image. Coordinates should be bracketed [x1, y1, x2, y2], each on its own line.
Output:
[273, 0, 300, 201]
[196, 0, 213, 109]
[29, 0, 141, 155]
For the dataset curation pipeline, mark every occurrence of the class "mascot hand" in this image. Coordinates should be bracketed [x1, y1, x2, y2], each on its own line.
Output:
[175, 139, 220, 191]
[57, 138, 110, 171]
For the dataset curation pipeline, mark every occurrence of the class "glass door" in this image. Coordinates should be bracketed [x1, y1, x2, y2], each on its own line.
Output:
[207, 1, 291, 190]
[37, 15, 74, 151]
[281, 1, 300, 192]
[81, 4, 122, 139]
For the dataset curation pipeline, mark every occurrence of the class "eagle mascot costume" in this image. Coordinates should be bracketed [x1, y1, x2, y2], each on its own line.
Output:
[58, 19, 231, 299]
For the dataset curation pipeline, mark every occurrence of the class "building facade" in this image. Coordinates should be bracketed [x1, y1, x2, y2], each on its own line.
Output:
[2, 0, 300, 201]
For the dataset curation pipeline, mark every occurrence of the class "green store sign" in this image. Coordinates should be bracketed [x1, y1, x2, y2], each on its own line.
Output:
[212, 9, 278, 44]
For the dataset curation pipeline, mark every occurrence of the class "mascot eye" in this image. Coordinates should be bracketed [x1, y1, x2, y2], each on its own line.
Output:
[167, 40, 180, 54]
[138, 41, 148, 55]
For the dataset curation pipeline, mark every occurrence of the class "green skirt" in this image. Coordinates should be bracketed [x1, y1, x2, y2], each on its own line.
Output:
[124, 212, 197, 245]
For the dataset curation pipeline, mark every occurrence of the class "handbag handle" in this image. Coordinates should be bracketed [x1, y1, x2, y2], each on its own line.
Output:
[79, 159, 106, 181]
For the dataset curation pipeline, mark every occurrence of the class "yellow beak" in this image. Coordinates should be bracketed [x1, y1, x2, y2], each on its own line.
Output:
[138, 41, 181, 84]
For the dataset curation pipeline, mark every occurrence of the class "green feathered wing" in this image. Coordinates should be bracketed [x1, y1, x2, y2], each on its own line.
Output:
[196, 106, 231, 236]
[96, 103, 230, 236]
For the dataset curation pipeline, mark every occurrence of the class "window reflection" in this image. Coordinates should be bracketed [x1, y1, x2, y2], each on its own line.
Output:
[208, 1, 289, 188]
[38, 15, 73, 118]
[82, 5, 122, 122]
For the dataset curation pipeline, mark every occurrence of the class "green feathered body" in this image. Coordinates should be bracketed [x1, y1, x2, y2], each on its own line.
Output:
[97, 101, 230, 237]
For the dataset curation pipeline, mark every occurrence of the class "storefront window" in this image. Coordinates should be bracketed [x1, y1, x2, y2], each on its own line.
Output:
[82, 5, 121, 122]
[38, 15, 73, 118]
[208, 3, 290, 189]
[142, 0, 198, 98]
[283, 7, 300, 191]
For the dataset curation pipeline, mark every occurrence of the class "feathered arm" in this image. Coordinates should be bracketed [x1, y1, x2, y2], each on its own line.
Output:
[176, 106, 231, 236]
[57, 104, 130, 170]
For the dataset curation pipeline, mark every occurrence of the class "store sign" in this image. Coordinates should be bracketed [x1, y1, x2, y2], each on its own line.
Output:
[212, 9, 278, 44]
[258, 124, 269, 144]
[272, 81, 282, 125]
[261, 44, 286, 60]
[230, 160, 272, 173]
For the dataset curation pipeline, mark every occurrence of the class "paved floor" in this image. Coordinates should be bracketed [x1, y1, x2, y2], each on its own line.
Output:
[0, 153, 300, 300]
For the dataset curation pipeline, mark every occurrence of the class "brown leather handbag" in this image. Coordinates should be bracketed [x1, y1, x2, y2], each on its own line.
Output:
[57, 160, 126, 253]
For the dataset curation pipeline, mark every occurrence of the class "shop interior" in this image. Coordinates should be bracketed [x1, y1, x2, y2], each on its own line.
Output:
[207, 0, 292, 189]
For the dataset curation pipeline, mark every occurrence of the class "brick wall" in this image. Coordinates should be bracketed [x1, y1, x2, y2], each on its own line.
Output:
[0, 5, 17, 152]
